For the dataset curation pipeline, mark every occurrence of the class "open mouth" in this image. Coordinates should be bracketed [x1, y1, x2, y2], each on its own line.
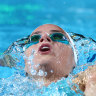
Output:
[39, 44, 51, 54]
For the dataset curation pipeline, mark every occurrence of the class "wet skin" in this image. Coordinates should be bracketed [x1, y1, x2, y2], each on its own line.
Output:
[24, 24, 76, 85]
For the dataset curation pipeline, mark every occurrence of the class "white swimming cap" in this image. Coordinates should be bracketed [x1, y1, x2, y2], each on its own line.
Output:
[65, 32, 78, 64]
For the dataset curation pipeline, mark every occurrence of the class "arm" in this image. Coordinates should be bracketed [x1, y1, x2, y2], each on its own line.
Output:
[73, 64, 96, 96]
[84, 70, 96, 96]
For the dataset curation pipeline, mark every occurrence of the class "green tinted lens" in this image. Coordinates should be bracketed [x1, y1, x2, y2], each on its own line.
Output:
[30, 35, 41, 42]
[50, 33, 69, 45]
[50, 33, 65, 41]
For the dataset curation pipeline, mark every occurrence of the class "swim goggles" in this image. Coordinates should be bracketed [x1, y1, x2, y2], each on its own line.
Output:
[27, 32, 69, 46]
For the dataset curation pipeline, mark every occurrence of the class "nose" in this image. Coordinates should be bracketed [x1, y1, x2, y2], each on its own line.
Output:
[39, 34, 52, 42]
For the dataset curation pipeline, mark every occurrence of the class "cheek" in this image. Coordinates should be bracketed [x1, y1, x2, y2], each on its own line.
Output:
[24, 44, 41, 66]
[53, 43, 73, 62]
[54, 43, 69, 56]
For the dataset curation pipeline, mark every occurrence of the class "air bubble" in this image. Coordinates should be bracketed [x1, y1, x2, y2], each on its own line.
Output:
[37, 70, 44, 76]
[31, 68, 37, 75]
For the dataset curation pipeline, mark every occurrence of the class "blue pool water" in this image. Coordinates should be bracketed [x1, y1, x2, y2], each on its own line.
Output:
[0, 0, 96, 96]
[0, 0, 96, 52]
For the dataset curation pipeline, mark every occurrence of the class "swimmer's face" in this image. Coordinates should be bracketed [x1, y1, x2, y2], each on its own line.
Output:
[25, 24, 75, 79]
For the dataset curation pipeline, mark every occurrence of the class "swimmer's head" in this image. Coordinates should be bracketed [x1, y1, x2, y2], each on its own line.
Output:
[24, 24, 76, 81]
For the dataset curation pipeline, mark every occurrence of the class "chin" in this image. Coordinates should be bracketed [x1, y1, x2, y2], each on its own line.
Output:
[35, 59, 53, 70]
[34, 54, 54, 63]
[34, 57, 54, 71]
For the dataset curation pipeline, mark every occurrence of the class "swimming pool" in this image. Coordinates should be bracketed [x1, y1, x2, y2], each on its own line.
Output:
[0, 0, 96, 96]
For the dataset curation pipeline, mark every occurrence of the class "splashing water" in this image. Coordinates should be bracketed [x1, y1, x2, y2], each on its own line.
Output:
[0, 33, 96, 96]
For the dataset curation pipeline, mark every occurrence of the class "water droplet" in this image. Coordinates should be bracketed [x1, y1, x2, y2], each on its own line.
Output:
[50, 70, 53, 73]
[37, 69, 44, 76]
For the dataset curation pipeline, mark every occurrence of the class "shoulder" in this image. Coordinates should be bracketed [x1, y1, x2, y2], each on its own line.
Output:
[73, 63, 96, 92]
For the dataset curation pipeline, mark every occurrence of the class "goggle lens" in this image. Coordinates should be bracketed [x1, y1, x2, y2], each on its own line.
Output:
[50, 33, 66, 41]
[30, 35, 41, 42]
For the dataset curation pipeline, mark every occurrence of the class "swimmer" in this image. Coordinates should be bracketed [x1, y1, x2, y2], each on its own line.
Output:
[73, 62, 96, 96]
[24, 24, 77, 85]
[1, 24, 95, 96]
[24, 24, 96, 96]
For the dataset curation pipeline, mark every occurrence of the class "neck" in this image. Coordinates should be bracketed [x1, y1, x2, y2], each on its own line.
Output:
[43, 75, 62, 86]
